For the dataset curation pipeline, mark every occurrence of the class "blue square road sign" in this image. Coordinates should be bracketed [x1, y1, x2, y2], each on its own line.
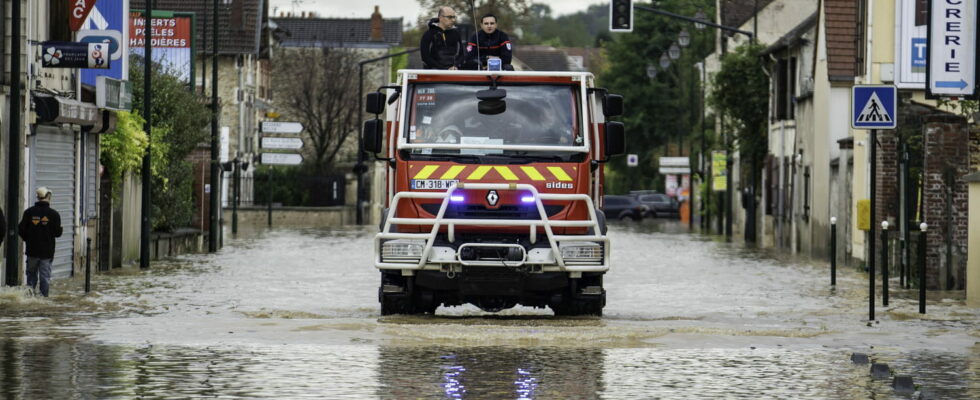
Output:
[852, 85, 897, 130]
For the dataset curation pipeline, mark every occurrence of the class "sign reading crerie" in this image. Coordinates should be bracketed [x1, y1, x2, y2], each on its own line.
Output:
[927, 0, 978, 98]
[261, 121, 304, 134]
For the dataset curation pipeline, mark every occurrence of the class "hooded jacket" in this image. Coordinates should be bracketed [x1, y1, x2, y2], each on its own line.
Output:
[18, 201, 62, 259]
[466, 29, 512, 69]
[420, 18, 465, 69]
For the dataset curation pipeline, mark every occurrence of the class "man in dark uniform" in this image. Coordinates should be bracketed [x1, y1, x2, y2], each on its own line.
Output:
[465, 14, 513, 70]
[419, 7, 464, 70]
[18, 187, 62, 297]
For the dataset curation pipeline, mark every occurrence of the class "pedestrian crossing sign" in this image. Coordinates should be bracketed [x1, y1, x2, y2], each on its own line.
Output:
[852, 85, 897, 129]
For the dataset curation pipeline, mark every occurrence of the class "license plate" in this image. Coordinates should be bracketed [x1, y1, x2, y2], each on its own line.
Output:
[411, 179, 458, 190]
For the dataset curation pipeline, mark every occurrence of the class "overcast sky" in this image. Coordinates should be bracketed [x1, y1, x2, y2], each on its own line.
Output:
[270, 0, 606, 25]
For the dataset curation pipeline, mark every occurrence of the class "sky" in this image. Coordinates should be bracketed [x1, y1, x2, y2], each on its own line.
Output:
[269, 0, 606, 26]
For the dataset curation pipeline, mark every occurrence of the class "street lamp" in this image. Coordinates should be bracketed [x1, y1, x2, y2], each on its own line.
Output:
[659, 53, 671, 69]
[694, 9, 707, 30]
[646, 64, 658, 79]
[678, 28, 690, 47]
[668, 42, 681, 60]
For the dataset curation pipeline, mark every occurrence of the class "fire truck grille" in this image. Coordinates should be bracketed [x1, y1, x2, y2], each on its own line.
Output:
[421, 204, 564, 219]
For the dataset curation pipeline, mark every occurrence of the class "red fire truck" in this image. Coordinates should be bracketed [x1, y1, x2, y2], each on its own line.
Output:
[362, 69, 625, 316]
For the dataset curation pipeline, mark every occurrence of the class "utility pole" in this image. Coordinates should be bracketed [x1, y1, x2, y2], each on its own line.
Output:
[5, 0, 23, 285]
[209, 0, 220, 252]
[140, 0, 154, 269]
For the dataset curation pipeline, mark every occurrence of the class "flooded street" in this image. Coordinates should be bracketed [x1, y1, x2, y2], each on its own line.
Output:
[2, 221, 979, 399]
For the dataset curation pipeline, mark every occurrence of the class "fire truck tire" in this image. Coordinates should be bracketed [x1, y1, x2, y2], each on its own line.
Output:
[588, 209, 608, 235]
[379, 272, 437, 316]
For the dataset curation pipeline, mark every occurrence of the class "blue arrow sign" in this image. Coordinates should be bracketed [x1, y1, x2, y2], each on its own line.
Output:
[935, 80, 969, 89]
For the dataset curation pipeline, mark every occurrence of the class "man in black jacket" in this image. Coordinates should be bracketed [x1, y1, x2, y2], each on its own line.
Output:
[465, 14, 514, 70]
[18, 187, 62, 297]
[420, 7, 464, 70]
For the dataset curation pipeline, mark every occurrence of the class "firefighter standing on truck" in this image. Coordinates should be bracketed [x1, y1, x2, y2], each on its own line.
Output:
[465, 14, 513, 70]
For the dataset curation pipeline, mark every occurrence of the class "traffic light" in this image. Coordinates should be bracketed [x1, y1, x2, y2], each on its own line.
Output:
[610, 0, 633, 32]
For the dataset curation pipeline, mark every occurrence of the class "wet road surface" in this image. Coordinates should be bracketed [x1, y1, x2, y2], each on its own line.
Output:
[2, 221, 979, 398]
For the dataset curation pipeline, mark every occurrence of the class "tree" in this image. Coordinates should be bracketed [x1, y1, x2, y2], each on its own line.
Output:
[129, 56, 211, 231]
[599, 0, 715, 193]
[710, 42, 769, 242]
[272, 47, 360, 174]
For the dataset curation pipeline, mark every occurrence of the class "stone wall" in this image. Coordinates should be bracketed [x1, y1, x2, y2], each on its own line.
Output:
[228, 206, 355, 229]
[922, 115, 970, 290]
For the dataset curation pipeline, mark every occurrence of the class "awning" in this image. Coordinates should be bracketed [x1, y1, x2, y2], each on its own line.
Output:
[33, 94, 100, 126]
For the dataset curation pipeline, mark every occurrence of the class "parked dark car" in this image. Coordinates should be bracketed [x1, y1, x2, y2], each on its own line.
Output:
[602, 195, 647, 221]
[634, 193, 679, 218]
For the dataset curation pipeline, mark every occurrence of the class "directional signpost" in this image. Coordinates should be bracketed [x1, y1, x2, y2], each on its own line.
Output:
[926, 0, 978, 99]
[261, 137, 304, 150]
[260, 152, 303, 165]
[260, 121, 305, 226]
[851, 84, 898, 322]
[261, 121, 304, 134]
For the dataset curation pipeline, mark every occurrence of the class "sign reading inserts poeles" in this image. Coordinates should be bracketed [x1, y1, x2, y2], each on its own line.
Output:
[129, 11, 194, 82]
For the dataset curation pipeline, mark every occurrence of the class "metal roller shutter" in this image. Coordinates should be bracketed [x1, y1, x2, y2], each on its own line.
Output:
[29, 126, 76, 278]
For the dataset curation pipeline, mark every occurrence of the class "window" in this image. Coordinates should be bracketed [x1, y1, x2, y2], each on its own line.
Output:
[49, 0, 72, 41]
[774, 57, 797, 120]
[405, 83, 583, 156]
[855, 0, 869, 76]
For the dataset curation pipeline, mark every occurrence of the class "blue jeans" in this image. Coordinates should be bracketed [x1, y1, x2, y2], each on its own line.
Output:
[26, 257, 52, 297]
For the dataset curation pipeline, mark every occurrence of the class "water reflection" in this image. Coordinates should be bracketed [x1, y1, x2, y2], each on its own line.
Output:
[376, 346, 604, 399]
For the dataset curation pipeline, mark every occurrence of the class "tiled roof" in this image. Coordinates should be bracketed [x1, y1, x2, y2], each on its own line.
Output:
[272, 17, 403, 47]
[825, 0, 859, 79]
[131, 0, 265, 55]
[721, 0, 776, 33]
[559, 47, 604, 73]
[515, 46, 571, 72]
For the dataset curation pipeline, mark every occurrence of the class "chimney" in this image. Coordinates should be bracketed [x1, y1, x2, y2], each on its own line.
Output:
[301, 11, 306, 18]
[370, 6, 383, 42]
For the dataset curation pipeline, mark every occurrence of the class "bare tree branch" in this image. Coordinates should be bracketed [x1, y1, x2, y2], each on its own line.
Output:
[273, 48, 360, 174]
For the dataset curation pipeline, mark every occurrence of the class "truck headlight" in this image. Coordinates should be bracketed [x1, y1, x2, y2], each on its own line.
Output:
[560, 242, 603, 264]
[381, 239, 425, 262]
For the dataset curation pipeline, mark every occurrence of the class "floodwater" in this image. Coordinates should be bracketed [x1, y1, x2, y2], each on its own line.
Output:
[1, 221, 979, 399]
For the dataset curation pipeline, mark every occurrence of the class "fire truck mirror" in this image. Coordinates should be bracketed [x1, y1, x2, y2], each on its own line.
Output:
[366, 92, 386, 114]
[604, 121, 626, 157]
[478, 99, 507, 115]
[603, 94, 624, 117]
[363, 119, 385, 153]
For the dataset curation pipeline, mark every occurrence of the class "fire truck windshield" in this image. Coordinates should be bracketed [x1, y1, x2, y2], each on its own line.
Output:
[404, 83, 582, 155]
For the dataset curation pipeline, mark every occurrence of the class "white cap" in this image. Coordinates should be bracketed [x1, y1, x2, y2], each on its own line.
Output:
[36, 187, 52, 199]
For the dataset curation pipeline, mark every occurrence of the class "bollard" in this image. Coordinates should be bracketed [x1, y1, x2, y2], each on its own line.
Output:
[919, 222, 928, 314]
[881, 221, 889, 307]
[831, 217, 837, 286]
[85, 238, 91, 293]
